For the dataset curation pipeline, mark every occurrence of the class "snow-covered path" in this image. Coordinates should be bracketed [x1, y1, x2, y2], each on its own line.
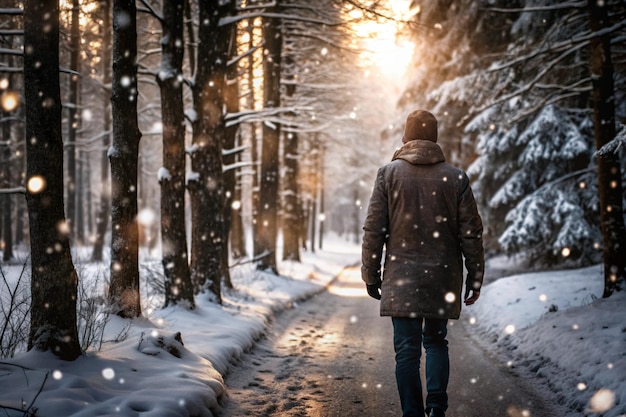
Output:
[218, 266, 563, 417]
[219, 266, 398, 416]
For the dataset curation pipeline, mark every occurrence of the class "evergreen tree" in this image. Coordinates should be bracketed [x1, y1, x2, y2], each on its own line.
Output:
[400, 0, 626, 290]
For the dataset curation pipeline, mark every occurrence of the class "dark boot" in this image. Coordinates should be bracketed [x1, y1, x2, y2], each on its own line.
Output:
[426, 408, 445, 417]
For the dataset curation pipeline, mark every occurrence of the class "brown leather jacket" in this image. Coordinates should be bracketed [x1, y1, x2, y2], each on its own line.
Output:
[361, 140, 484, 319]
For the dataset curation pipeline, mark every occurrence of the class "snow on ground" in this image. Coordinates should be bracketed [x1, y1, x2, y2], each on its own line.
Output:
[470, 262, 625, 417]
[0, 236, 624, 416]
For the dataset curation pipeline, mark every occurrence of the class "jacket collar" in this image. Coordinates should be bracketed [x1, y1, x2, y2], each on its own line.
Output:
[391, 140, 446, 165]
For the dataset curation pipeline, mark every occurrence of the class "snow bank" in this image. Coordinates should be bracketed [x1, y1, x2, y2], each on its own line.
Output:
[472, 263, 625, 417]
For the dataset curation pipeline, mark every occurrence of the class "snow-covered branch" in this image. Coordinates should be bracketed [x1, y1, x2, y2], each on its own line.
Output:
[227, 44, 263, 67]
[485, 2, 585, 13]
[223, 144, 249, 156]
[596, 125, 626, 156]
[284, 31, 359, 53]
[462, 41, 590, 124]
[0, 8, 22, 16]
[59, 66, 80, 76]
[219, 12, 342, 28]
[0, 48, 22, 57]
[490, 19, 626, 72]
[0, 187, 26, 195]
[225, 106, 314, 127]
[342, 0, 421, 27]
[505, 91, 583, 126]
[223, 161, 254, 173]
[0, 67, 22, 74]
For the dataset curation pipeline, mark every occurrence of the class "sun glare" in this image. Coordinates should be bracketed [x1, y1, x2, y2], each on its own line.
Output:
[350, 1, 415, 78]
[60, 0, 99, 27]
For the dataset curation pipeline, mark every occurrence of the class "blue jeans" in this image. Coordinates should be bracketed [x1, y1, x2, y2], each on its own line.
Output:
[392, 317, 449, 417]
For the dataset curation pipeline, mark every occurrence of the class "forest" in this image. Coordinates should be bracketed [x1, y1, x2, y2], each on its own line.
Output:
[0, 0, 624, 362]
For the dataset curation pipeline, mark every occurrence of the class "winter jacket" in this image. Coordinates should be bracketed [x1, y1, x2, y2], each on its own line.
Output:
[361, 139, 484, 319]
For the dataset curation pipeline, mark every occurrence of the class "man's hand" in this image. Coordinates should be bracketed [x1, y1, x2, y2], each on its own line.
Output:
[464, 288, 480, 306]
[366, 284, 381, 300]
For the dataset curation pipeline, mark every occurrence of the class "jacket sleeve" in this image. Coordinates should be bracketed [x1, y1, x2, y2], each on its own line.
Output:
[361, 167, 389, 286]
[457, 173, 485, 292]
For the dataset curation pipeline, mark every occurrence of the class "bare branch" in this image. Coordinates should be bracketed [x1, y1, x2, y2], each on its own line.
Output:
[219, 12, 343, 28]
[0, 30, 23, 36]
[484, 2, 586, 13]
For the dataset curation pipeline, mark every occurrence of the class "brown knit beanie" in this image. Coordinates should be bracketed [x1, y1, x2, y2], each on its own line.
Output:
[403, 110, 438, 143]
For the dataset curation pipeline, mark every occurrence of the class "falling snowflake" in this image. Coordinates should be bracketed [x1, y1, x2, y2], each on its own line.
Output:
[587, 388, 615, 414]
[102, 368, 115, 380]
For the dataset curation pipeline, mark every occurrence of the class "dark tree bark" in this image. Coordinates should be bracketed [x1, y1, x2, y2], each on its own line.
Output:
[308, 197, 316, 253]
[1, 85, 14, 262]
[23, 0, 81, 360]
[222, 7, 239, 289]
[65, 0, 80, 244]
[183, 0, 195, 77]
[255, 3, 282, 273]
[281, 49, 301, 261]
[76, 145, 87, 242]
[317, 144, 325, 250]
[91, 0, 112, 263]
[108, 0, 142, 318]
[157, 0, 194, 308]
[1, 36, 21, 261]
[188, 1, 232, 302]
[1, 109, 13, 262]
[282, 129, 301, 261]
[14, 104, 26, 246]
[230, 136, 246, 260]
[588, 1, 626, 297]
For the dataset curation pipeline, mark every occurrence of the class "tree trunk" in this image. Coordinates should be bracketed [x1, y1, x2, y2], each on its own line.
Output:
[0, 50, 17, 262]
[14, 104, 25, 246]
[247, 18, 258, 260]
[65, 0, 80, 244]
[91, 0, 112, 263]
[109, 0, 142, 318]
[308, 197, 316, 253]
[24, 0, 81, 360]
[1, 108, 13, 262]
[221, 8, 239, 289]
[318, 145, 325, 250]
[188, 1, 231, 303]
[352, 185, 360, 244]
[588, 1, 626, 297]
[281, 48, 301, 262]
[282, 130, 301, 261]
[230, 136, 246, 259]
[77, 147, 86, 242]
[184, 0, 195, 78]
[158, 0, 194, 308]
[255, 3, 282, 273]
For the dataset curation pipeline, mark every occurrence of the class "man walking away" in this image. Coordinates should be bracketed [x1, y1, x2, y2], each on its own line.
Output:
[361, 110, 485, 417]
